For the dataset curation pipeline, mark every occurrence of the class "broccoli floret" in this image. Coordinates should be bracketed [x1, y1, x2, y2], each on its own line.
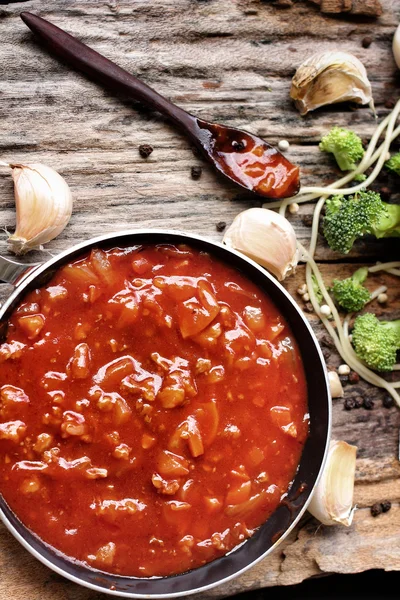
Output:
[319, 127, 365, 171]
[353, 173, 367, 182]
[385, 153, 400, 175]
[331, 267, 370, 312]
[352, 313, 400, 372]
[323, 190, 400, 254]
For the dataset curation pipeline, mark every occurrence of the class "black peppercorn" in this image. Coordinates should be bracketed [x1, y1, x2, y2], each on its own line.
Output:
[301, 214, 313, 228]
[339, 375, 349, 387]
[371, 502, 382, 517]
[363, 397, 374, 410]
[383, 395, 394, 409]
[216, 221, 226, 232]
[379, 186, 391, 202]
[381, 500, 392, 513]
[303, 302, 314, 313]
[191, 166, 202, 180]
[232, 140, 245, 151]
[354, 396, 363, 409]
[348, 371, 360, 385]
[362, 36, 373, 49]
[344, 397, 356, 411]
[138, 144, 153, 158]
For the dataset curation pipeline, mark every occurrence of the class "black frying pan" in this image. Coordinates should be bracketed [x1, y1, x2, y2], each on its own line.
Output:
[0, 229, 331, 598]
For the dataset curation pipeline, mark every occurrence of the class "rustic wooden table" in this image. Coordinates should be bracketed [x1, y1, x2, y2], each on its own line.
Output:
[0, 1, 399, 598]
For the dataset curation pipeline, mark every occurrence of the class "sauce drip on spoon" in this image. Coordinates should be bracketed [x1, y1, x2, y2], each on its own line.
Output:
[197, 121, 300, 199]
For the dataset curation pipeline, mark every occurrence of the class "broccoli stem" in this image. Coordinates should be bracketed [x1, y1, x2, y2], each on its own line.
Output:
[381, 320, 400, 343]
[373, 203, 400, 238]
[352, 267, 368, 285]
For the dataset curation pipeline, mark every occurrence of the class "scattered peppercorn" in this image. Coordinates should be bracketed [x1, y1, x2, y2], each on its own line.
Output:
[216, 221, 226, 232]
[191, 166, 202, 180]
[381, 500, 391, 513]
[339, 375, 349, 387]
[344, 397, 356, 411]
[301, 214, 313, 228]
[348, 371, 360, 385]
[232, 140, 245, 151]
[354, 396, 363, 409]
[303, 302, 314, 313]
[371, 502, 382, 517]
[384, 99, 395, 110]
[383, 395, 394, 409]
[362, 36, 373, 48]
[379, 186, 391, 202]
[363, 397, 374, 410]
[138, 144, 153, 158]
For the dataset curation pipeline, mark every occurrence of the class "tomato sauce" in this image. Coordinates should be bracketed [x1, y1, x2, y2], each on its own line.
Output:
[198, 121, 301, 199]
[0, 244, 308, 577]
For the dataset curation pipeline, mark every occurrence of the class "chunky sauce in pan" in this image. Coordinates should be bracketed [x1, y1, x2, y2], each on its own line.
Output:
[0, 244, 308, 577]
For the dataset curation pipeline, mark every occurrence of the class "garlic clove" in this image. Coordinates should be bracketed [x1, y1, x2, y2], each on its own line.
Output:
[223, 207, 298, 281]
[328, 371, 344, 398]
[290, 51, 374, 116]
[308, 440, 357, 526]
[7, 163, 73, 255]
[393, 24, 400, 70]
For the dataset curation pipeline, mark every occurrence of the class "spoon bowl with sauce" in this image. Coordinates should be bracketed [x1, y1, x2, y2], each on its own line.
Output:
[21, 12, 300, 200]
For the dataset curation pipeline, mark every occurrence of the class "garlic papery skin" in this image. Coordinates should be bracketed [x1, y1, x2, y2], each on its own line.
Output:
[7, 163, 73, 255]
[308, 440, 357, 527]
[290, 51, 374, 116]
[223, 207, 298, 280]
[393, 24, 400, 70]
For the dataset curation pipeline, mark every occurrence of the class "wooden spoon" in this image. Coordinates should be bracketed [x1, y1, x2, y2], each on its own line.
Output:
[21, 12, 300, 200]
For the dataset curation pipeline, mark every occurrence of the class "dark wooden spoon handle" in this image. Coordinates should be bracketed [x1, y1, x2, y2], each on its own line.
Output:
[20, 12, 195, 132]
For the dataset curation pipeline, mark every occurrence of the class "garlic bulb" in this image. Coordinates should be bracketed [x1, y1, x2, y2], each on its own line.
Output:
[5, 163, 73, 255]
[290, 51, 374, 116]
[223, 207, 298, 280]
[393, 24, 400, 70]
[308, 440, 357, 526]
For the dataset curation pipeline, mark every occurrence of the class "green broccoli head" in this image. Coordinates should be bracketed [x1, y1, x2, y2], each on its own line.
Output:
[385, 152, 400, 176]
[352, 313, 400, 372]
[331, 267, 371, 312]
[353, 173, 367, 182]
[323, 190, 400, 254]
[319, 127, 364, 171]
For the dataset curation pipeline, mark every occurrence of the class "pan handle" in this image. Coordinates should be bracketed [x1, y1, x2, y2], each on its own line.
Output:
[0, 255, 40, 286]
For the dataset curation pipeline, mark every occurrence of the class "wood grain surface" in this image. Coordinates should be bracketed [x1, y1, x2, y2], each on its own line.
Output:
[0, 0, 399, 598]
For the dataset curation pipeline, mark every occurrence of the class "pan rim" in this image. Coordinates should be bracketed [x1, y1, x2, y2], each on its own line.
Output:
[0, 228, 332, 598]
